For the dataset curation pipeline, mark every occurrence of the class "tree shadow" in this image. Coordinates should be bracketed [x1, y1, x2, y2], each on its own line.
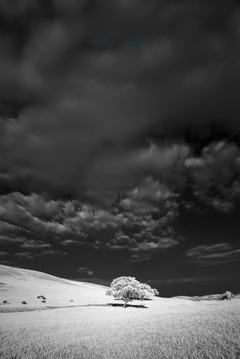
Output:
[46, 303, 148, 310]
[107, 303, 148, 308]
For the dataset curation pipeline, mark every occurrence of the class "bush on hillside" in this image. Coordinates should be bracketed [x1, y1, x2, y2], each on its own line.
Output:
[220, 291, 234, 300]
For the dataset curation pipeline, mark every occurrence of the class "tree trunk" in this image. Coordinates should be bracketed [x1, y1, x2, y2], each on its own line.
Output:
[124, 300, 127, 308]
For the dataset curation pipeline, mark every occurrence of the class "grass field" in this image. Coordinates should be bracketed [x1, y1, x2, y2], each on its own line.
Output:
[1, 298, 240, 359]
[1, 264, 240, 359]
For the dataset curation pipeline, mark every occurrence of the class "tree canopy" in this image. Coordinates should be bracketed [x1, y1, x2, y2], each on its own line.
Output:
[106, 276, 159, 308]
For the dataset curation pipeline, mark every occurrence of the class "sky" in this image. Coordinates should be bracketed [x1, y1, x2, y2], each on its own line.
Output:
[0, 0, 240, 296]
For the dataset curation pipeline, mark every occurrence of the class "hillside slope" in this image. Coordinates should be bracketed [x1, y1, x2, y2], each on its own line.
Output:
[0, 264, 107, 310]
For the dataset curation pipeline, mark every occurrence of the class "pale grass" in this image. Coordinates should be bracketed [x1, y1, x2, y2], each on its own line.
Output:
[1, 298, 240, 359]
[0, 264, 108, 310]
[1, 265, 240, 358]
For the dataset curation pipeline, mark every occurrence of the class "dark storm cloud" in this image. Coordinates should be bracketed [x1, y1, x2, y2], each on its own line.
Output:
[1, 0, 240, 273]
[0, 181, 179, 264]
[185, 141, 240, 212]
[0, 0, 239, 204]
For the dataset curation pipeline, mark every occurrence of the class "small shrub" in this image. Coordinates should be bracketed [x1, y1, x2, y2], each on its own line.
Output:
[225, 291, 234, 300]
[218, 291, 234, 301]
[3, 300, 8, 304]
[21, 301, 27, 305]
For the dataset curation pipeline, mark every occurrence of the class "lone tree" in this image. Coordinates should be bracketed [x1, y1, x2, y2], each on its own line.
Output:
[106, 276, 159, 308]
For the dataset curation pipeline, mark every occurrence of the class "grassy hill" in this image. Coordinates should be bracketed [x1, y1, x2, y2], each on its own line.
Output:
[0, 264, 107, 311]
[1, 265, 240, 359]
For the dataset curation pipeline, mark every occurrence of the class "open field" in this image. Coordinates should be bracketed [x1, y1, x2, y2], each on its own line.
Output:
[1, 265, 240, 359]
[1, 298, 240, 359]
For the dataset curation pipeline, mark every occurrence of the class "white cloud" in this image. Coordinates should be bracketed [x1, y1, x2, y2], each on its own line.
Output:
[186, 243, 240, 265]
[77, 267, 94, 276]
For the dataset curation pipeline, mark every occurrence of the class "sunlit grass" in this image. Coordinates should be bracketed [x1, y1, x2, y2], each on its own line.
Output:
[1, 298, 240, 359]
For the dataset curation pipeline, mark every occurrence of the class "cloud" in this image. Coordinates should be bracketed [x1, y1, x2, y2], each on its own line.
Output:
[13, 249, 67, 261]
[118, 177, 178, 215]
[185, 141, 240, 212]
[0, 1, 239, 206]
[0, 181, 180, 264]
[1, 1, 240, 273]
[77, 266, 94, 276]
[61, 239, 79, 246]
[129, 237, 178, 263]
[20, 240, 52, 250]
[147, 274, 234, 286]
[186, 243, 240, 265]
[14, 252, 36, 260]
[0, 234, 25, 245]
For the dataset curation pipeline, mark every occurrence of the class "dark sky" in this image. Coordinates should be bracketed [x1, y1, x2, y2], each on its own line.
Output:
[1, 0, 240, 296]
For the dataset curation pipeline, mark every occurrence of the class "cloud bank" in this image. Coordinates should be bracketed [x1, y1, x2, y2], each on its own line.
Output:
[0, 1, 240, 275]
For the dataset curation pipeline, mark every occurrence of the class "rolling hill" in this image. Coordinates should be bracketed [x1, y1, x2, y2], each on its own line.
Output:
[1, 265, 240, 358]
[0, 264, 107, 310]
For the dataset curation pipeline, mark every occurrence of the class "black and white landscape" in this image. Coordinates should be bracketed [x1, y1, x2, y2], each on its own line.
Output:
[1, 1, 240, 358]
